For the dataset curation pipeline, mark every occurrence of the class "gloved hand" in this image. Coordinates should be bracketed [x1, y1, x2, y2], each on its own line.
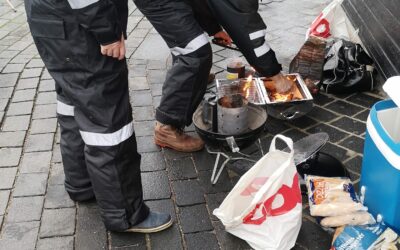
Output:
[100, 35, 126, 60]
[213, 30, 232, 46]
[270, 73, 294, 94]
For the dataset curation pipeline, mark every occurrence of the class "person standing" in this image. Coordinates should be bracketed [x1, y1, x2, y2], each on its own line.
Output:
[25, 0, 172, 232]
[133, 0, 232, 152]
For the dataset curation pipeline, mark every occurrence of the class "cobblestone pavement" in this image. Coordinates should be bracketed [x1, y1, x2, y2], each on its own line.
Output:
[0, 0, 386, 249]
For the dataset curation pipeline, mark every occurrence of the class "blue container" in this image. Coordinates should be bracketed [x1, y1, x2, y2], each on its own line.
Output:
[361, 99, 400, 233]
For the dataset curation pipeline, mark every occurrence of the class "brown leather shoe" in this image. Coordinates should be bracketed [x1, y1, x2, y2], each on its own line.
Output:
[208, 72, 215, 84]
[154, 122, 205, 152]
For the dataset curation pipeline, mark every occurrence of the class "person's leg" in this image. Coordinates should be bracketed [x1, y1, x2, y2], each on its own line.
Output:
[26, 2, 170, 231]
[56, 88, 94, 201]
[134, 0, 212, 152]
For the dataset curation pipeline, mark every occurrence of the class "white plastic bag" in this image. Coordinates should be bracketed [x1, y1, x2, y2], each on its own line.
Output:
[307, 0, 361, 43]
[213, 135, 302, 250]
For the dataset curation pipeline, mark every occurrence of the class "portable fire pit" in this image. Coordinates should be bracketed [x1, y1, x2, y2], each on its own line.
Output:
[216, 74, 314, 120]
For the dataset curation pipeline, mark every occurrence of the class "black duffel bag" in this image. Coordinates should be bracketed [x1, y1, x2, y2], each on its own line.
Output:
[321, 39, 375, 94]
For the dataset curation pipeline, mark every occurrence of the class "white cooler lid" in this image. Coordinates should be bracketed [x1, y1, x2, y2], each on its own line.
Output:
[383, 76, 400, 107]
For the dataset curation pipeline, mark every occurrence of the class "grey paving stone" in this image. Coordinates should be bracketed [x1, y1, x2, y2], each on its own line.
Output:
[306, 124, 349, 143]
[149, 224, 183, 250]
[30, 118, 57, 134]
[339, 135, 365, 154]
[179, 204, 213, 233]
[0, 131, 25, 147]
[1, 63, 25, 73]
[40, 208, 76, 238]
[345, 155, 362, 175]
[0, 221, 40, 250]
[129, 64, 147, 77]
[21, 67, 42, 78]
[12, 89, 36, 102]
[162, 148, 191, 160]
[0, 73, 18, 88]
[0, 167, 17, 190]
[141, 170, 171, 200]
[167, 157, 197, 181]
[140, 151, 166, 172]
[296, 218, 331, 250]
[0, 50, 19, 59]
[346, 93, 382, 108]
[320, 142, 351, 162]
[133, 106, 154, 121]
[38, 79, 55, 92]
[13, 173, 48, 197]
[0, 98, 8, 111]
[51, 144, 62, 163]
[48, 163, 65, 185]
[331, 117, 366, 135]
[16, 77, 39, 90]
[205, 192, 228, 221]
[26, 58, 44, 68]
[265, 117, 291, 135]
[146, 199, 177, 220]
[132, 33, 170, 61]
[307, 106, 338, 123]
[110, 232, 146, 250]
[7, 196, 44, 222]
[32, 104, 57, 119]
[198, 170, 233, 194]
[312, 93, 335, 106]
[213, 221, 252, 250]
[37, 236, 74, 250]
[0, 215, 3, 227]
[136, 136, 161, 153]
[75, 202, 107, 250]
[130, 90, 153, 107]
[20, 151, 52, 173]
[134, 121, 155, 136]
[150, 83, 163, 96]
[326, 100, 364, 117]
[129, 76, 149, 90]
[2, 115, 30, 131]
[185, 231, 220, 250]
[354, 109, 370, 122]
[0, 87, 13, 99]
[172, 180, 204, 206]
[153, 96, 161, 107]
[25, 133, 54, 152]
[36, 91, 56, 105]
[0, 111, 3, 122]
[0, 147, 22, 167]
[41, 69, 52, 80]
[147, 70, 166, 85]
[192, 149, 217, 171]
[0, 190, 10, 215]
[288, 116, 318, 129]
[45, 185, 74, 209]
[6, 101, 34, 115]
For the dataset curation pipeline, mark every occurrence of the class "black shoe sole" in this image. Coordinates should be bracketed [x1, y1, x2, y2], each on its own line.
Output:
[124, 219, 173, 233]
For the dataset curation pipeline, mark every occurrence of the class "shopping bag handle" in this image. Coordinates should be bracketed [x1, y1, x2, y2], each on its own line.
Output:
[226, 135, 294, 226]
[269, 134, 294, 152]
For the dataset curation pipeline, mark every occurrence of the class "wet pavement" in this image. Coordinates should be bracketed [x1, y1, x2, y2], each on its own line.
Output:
[0, 0, 386, 249]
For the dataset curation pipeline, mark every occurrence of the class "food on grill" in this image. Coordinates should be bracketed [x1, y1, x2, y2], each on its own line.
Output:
[263, 76, 304, 103]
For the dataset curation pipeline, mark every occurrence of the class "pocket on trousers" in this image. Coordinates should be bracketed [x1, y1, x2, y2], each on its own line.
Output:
[29, 17, 65, 39]
[101, 208, 129, 231]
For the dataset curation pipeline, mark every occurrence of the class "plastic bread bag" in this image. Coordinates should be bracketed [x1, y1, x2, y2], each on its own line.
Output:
[331, 223, 398, 250]
[306, 175, 366, 217]
[321, 211, 376, 228]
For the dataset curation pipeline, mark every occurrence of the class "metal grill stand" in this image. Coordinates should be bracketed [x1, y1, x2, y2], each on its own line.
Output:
[208, 137, 264, 184]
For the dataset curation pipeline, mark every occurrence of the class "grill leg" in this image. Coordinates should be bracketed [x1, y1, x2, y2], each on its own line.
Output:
[210, 152, 221, 184]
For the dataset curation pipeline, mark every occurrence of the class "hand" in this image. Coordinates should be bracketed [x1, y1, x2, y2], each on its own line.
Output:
[100, 35, 125, 60]
[270, 73, 294, 94]
[214, 30, 232, 46]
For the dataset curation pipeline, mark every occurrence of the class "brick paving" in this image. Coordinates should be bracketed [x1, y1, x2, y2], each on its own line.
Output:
[0, 0, 387, 249]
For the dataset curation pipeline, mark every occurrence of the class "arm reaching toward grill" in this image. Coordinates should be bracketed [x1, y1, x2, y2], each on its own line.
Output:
[270, 73, 294, 94]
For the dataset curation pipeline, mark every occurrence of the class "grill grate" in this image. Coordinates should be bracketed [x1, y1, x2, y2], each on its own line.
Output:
[215, 79, 266, 105]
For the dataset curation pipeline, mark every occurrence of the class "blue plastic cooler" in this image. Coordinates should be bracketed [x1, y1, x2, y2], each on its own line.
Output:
[361, 77, 400, 233]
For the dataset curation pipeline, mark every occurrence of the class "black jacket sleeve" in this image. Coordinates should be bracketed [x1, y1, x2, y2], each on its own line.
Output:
[187, 0, 222, 36]
[67, 0, 122, 45]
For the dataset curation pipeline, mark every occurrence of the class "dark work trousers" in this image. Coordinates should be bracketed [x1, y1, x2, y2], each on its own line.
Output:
[208, 0, 282, 77]
[25, 1, 149, 231]
[134, 0, 213, 128]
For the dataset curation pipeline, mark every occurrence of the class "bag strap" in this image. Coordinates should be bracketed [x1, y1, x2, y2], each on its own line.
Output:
[228, 135, 294, 226]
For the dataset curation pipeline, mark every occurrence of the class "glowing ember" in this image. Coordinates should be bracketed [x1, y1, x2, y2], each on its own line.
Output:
[263, 77, 304, 103]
